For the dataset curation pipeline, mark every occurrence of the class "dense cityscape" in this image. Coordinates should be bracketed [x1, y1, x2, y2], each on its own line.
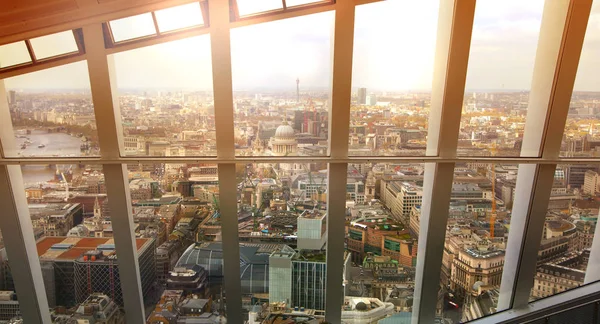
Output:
[0, 85, 598, 324]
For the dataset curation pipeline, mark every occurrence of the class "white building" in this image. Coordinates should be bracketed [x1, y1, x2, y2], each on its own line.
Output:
[340, 297, 395, 323]
[583, 170, 599, 195]
[297, 210, 327, 250]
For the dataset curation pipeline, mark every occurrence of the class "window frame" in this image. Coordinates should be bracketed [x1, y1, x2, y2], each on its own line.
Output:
[0, 0, 597, 323]
[0, 29, 86, 76]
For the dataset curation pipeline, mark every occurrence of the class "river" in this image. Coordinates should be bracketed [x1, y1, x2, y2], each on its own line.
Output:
[14, 130, 91, 185]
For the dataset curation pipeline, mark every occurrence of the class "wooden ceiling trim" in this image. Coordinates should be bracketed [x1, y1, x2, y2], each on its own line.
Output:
[0, 0, 198, 45]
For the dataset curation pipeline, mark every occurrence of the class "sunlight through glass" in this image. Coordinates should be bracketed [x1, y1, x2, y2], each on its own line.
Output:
[286, 0, 324, 7]
[237, 0, 283, 16]
[0, 41, 31, 68]
[155, 2, 204, 33]
[109, 13, 156, 42]
[30, 31, 79, 59]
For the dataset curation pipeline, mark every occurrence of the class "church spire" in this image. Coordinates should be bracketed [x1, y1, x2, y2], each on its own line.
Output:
[94, 197, 101, 218]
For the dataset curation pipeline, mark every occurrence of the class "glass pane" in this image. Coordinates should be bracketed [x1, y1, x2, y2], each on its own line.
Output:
[29, 31, 79, 60]
[560, 2, 600, 157]
[530, 165, 597, 302]
[109, 13, 156, 42]
[155, 2, 204, 33]
[0, 41, 31, 68]
[231, 12, 333, 156]
[111, 35, 215, 157]
[3, 61, 100, 158]
[236, 0, 283, 17]
[345, 163, 422, 320]
[457, 0, 544, 157]
[11, 164, 128, 320]
[127, 163, 228, 320]
[350, 1, 439, 156]
[286, 0, 325, 7]
[235, 162, 328, 319]
[440, 164, 518, 322]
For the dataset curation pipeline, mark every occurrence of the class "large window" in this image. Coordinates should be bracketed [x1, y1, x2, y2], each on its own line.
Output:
[458, 0, 544, 157]
[561, 2, 600, 157]
[18, 164, 136, 318]
[111, 36, 215, 157]
[440, 164, 518, 322]
[529, 165, 599, 301]
[236, 162, 329, 315]
[231, 12, 334, 157]
[350, 1, 439, 156]
[2, 62, 98, 158]
[1, 1, 600, 323]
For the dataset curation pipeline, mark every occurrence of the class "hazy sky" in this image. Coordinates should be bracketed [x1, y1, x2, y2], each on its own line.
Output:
[3, 0, 600, 92]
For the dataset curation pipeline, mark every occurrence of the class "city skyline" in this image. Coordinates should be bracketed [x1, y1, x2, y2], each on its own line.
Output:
[3, 0, 599, 92]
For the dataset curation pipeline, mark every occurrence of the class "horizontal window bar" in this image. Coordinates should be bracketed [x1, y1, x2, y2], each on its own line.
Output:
[2, 156, 600, 165]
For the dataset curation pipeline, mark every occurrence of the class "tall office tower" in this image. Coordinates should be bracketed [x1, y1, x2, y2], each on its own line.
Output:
[268, 248, 295, 305]
[7, 90, 15, 105]
[291, 257, 327, 310]
[566, 164, 600, 189]
[358, 87, 367, 105]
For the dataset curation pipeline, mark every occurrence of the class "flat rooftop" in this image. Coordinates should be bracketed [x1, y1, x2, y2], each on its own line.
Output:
[37, 236, 151, 261]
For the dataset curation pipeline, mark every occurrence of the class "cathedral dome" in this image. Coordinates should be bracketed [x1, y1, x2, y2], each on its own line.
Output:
[274, 123, 295, 138]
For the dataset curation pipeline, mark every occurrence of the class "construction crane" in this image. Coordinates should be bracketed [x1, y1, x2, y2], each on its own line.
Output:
[490, 144, 497, 238]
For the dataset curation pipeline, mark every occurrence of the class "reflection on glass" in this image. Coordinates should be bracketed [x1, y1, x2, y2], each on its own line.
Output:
[29, 31, 78, 60]
[350, 1, 439, 156]
[0, 41, 31, 68]
[436, 164, 519, 322]
[529, 165, 597, 301]
[155, 2, 204, 33]
[111, 35, 215, 157]
[231, 12, 333, 156]
[561, 2, 600, 158]
[458, 0, 544, 157]
[3, 61, 99, 157]
[109, 13, 156, 42]
[236, 0, 283, 16]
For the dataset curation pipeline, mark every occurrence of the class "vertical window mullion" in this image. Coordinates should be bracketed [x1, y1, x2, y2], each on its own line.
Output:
[325, 162, 347, 322]
[412, 0, 475, 323]
[327, 0, 353, 160]
[499, 0, 592, 309]
[82, 23, 146, 322]
[211, 0, 236, 161]
[217, 163, 242, 322]
[211, 0, 242, 321]
[0, 165, 51, 323]
[324, 0, 354, 322]
[0, 80, 17, 158]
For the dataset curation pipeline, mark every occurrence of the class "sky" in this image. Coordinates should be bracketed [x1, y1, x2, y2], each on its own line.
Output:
[2, 0, 600, 92]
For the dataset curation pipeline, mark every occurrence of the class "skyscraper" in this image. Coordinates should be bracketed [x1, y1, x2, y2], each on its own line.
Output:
[7, 90, 15, 105]
[367, 94, 377, 106]
[358, 87, 367, 105]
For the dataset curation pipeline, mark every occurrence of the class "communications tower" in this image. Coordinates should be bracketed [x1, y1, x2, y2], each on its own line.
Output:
[296, 77, 300, 103]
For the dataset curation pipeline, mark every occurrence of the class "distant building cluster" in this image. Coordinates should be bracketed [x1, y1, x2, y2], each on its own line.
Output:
[3, 86, 600, 323]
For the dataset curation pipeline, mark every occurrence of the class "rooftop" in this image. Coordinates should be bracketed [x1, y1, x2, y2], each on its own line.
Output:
[36, 236, 151, 261]
[28, 203, 82, 219]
